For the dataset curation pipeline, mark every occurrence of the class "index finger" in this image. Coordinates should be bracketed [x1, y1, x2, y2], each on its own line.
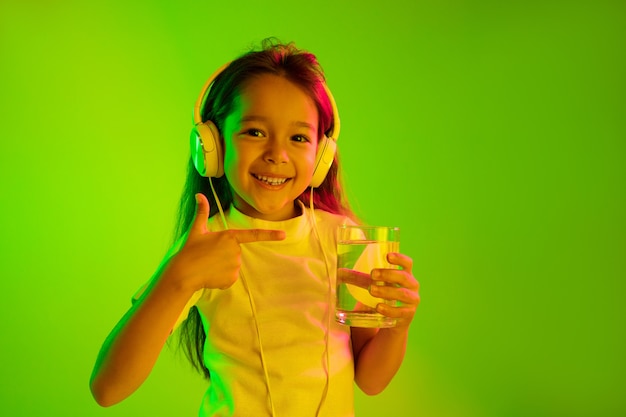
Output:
[338, 268, 371, 289]
[229, 229, 286, 244]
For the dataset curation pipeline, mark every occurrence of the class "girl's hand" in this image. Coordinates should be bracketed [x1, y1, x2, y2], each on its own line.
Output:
[164, 193, 285, 292]
[369, 253, 420, 331]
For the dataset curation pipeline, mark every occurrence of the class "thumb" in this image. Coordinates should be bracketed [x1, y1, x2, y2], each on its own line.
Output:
[189, 193, 210, 235]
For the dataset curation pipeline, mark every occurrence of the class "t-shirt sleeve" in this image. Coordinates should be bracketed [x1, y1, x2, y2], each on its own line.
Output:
[131, 233, 204, 333]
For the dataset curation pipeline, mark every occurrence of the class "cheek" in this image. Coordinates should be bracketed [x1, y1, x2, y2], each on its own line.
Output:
[222, 143, 245, 184]
[223, 147, 235, 168]
[304, 148, 318, 173]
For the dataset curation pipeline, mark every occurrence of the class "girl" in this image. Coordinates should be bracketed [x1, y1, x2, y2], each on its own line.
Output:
[90, 39, 420, 416]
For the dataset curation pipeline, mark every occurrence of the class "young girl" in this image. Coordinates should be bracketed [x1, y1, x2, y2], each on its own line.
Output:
[90, 39, 420, 416]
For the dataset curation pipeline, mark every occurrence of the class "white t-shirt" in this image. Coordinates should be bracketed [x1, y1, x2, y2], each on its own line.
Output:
[138, 203, 356, 416]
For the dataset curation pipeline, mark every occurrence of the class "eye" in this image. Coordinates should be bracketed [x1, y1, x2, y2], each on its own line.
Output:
[291, 134, 310, 143]
[245, 128, 264, 137]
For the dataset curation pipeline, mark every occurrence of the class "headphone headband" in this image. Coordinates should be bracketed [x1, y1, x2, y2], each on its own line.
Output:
[193, 62, 340, 141]
[192, 62, 231, 126]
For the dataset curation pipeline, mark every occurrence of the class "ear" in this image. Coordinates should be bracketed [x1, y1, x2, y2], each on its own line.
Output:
[310, 135, 336, 188]
[190, 120, 224, 178]
[207, 121, 224, 178]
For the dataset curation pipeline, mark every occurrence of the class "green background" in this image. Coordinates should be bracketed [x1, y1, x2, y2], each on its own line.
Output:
[1, 1, 624, 416]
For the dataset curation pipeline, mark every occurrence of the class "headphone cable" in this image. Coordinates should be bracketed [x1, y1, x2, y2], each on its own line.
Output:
[310, 187, 332, 417]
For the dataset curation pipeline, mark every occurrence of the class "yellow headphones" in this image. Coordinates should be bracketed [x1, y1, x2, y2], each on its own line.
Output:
[189, 62, 340, 188]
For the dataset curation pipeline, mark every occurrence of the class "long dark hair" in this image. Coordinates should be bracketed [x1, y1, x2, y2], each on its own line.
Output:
[175, 39, 354, 379]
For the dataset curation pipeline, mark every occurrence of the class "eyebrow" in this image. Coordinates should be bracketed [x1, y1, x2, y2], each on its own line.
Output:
[240, 115, 315, 131]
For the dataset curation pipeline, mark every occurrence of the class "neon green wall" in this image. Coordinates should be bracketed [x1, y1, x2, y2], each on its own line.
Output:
[1, 1, 624, 416]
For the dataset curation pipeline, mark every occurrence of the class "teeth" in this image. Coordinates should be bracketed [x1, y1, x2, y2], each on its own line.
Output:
[255, 175, 288, 186]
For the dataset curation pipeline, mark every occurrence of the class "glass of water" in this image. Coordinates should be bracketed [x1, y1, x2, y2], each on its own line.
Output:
[335, 225, 400, 328]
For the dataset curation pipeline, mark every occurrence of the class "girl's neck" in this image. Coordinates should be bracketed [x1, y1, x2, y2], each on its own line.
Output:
[232, 199, 302, 221]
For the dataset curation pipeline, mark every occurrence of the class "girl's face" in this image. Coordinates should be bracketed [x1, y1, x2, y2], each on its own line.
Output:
[222, 74, 319, 221]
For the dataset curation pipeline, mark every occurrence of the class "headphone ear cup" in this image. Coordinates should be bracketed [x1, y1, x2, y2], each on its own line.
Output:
[190, 121, 224, 178]
[310, 135, 337, 188]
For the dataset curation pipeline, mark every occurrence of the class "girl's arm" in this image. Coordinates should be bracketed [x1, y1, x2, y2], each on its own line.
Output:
[89, 194, 284, 406]
[351, 326, 409, 395]
[89, 262, 197, 407]
[350, 252, 420, 395]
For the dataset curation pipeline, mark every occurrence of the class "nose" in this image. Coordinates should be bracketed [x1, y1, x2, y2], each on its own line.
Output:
[263, 139, 289, 165]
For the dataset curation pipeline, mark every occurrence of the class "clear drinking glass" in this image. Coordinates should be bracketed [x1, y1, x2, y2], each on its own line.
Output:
[335, 225, 400, 328]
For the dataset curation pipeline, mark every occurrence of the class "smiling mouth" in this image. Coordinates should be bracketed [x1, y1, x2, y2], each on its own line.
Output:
[252, 174, 291, 186]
